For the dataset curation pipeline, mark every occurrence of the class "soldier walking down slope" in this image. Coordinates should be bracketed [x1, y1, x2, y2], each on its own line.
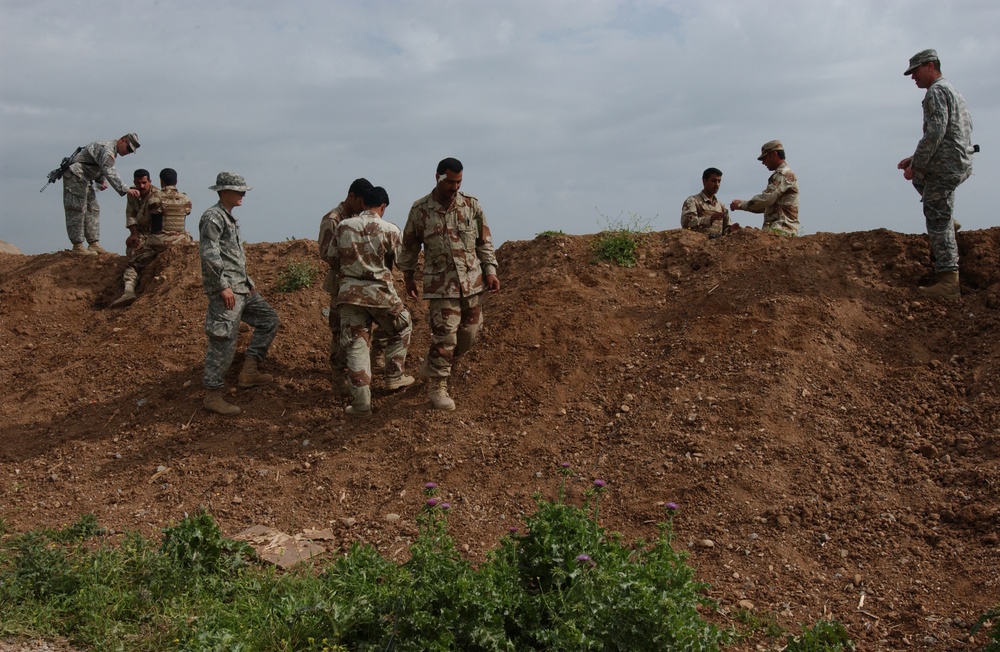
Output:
[897, 49, 976, 300]
[730, 140, 800, 236]
[198, 172, 280, 416]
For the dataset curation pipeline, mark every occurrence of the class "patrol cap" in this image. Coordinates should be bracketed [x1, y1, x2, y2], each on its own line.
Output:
[209, 171, 252, 192]
[121, 133, 140, 153]
[757, 140, 783, 161]
[904, 49, 939, 75]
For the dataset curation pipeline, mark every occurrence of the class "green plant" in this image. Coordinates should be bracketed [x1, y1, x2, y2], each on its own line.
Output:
[784, 619, 855, 651]
[734, 606, 784, 640]
[972, 606, 1000, 651]
[276, 259, 319, 292]
[535, 230, 565, 238]
[592, 210, 653, 267]
[160, 511, 254, 576]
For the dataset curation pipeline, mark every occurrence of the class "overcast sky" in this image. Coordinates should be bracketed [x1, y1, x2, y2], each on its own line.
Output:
[1, 0, 997, 255]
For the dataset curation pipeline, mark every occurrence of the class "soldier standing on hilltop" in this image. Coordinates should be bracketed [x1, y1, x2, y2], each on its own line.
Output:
[897, 49, 976, 301]
[681, 167, 740, 237]
[198, 172, 280, 416]
[730, 140, 799, 236]
[400, 157, 500, 411]
[59, 133, 142, 255]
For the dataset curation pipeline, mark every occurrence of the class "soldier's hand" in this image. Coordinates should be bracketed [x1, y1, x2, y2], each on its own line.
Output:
[897, 156, 913, 170]
[486, 274, 501, 293]
[126, 188, 141, 198]
[98, 180, 109, 192]
[729, 199, 742, 212]
[220, 288, 236, 311]
[710, 213, 723, 224]
[126, 234, 141, 250]
[903, 166, 914, 181]
[405, 278, 419, 299]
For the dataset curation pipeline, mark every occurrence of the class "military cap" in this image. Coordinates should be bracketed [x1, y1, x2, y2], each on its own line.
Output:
[904, 49, 939, 75]
[121, 133, 140, 153]
[209, 172, 252, 192]
[757, 140, 783, 161]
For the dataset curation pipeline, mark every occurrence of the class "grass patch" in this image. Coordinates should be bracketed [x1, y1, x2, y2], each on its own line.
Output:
[535, 230, 565, 238]
[276, 259, 319, 292]
[784, 619, 856, 651]
[592, 211, 653, 268]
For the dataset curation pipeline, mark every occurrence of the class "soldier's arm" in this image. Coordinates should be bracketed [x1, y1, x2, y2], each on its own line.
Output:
[911, 87, 948, 175]
[680, 196, 701, 229]
[744, 173, 789, 213]
[474, 203, 498, 278]
[95, 145, 130, 195]
[398, 208, 423, 275]
[198, 214, 230, 294]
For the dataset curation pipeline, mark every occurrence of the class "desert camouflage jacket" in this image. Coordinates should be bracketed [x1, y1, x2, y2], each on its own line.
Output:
[318, 202, 349, 296]
[66, 140, 130, 195]
[126, 185, 161, 231]
[744, 163, 800, 235]
[148, 186, 193, 234]
[912, 78, 974, 187]
[331, 210, 404, 309]
[198, 202, 253, 296]
[399, 191, 498, 299]
[681, 192, 729, 234]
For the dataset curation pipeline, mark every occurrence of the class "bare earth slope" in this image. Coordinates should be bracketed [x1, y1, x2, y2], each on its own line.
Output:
[2, 227, 1000, 650]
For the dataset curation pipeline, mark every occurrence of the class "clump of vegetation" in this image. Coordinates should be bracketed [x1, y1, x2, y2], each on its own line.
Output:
[592, 210, 653, 267]
[972, 606, 1000, 651]
[784, 619, 856, 651]
[276, 259, 319, 292]
[535, 229, 565, 238]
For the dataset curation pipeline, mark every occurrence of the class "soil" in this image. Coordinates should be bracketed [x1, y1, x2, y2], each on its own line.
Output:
[2, 226, 1000, 651]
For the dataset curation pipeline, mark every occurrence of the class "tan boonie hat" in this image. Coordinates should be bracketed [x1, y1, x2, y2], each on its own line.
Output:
[757, 140, 783, 160]
[904, 49, 939, 75]
[209, 172, 252, 192]
[121, 133, 140, 153]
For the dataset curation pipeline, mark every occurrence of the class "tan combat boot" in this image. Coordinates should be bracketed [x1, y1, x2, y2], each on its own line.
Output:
[204, 389, 241, 415]
[385, 374, 416, 390]
[71, 243, 96, 256]
[88, 242, 109, 254]
[110, 281, 137, 308]
[427, 378, 456, 411]
[345, 405, 373, 419]
[238, 356, 273, 388]
[918, 271, 960, 300]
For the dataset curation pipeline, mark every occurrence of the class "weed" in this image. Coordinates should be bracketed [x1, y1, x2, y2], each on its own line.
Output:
[276, 259, 319, 292]
[535, 230, 565, 238]
[784, 619, 856, 651]
[592, 210, 654, 267]
[972, 606, 1000, 651]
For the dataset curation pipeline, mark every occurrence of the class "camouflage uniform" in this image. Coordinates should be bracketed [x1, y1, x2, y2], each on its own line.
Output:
[62, 140, 131, 246]
[332, 210, 412, 408]
[909, 78, 974, 273]
[125, 184, 160, 257]
[742, 162, 799, 235]
[681, 192, 728, 235]
[199, 202, 279, 390]
[318, 202, 349, 370]
[122, 186, 193, 285]
[399, 191, 498, 377]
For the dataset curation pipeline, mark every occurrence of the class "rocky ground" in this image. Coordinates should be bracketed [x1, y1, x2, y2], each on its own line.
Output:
[2, 226, 1000, 651]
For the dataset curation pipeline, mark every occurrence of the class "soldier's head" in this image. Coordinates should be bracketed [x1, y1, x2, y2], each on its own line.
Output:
[116, 133, 140, 156]
[701, 167, 723, 197]
[905, 49, 942, 89]
[133, 169, 152, 196]
[209, 172, 252, 210]
[362, 186, 390, 215]
[434, 157, 463, 203]
[757, 140, 785, 171]
[159, 168, 178, 187]
[346, 178, 373, 215]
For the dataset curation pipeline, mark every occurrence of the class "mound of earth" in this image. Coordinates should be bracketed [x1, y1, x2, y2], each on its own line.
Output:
[2, 226, 1000, 650]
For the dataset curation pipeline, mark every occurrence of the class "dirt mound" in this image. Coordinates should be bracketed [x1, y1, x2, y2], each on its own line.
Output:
[3, 227, 1000, 650]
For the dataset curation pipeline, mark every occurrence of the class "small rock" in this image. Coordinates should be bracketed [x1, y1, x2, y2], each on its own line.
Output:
[341, 517, 357, 527]
[851, 241, 865, 251]
[232, 496, 242, 504]
[620, 404, 630, 413]
[738, 599, 755, 610]
[698, 539, 715, 549]
[853, 573, 863, 587]
[557, 408, 567, 416]
[385, 513, 400, 522]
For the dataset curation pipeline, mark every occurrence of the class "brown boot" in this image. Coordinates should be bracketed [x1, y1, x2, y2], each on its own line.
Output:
[71, 243, 96, 256]
[385, 374, 415, 390]
[110, 281, 137, 308]
[345, 405, 373, 419]
[918, 271, 960, 300]
[204, 389, 241, 415]
[88, 242, 109, 254]
[238, 356, 273, 388]
[427, 377, 456, 411]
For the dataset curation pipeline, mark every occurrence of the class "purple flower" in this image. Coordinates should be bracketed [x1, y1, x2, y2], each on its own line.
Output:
[426, 498, 438, 507]
[508, 527, 518, 534]
[440, 503, 451, 510]
[424, 482, 437, 489]
[560, 462, 571, 468]
[593, 479, 606, 488]
[576, 554, 591, 562]
[665, 502, 679, 511]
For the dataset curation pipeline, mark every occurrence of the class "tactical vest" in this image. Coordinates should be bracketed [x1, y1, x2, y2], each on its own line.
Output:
[159, 189, 191, 233]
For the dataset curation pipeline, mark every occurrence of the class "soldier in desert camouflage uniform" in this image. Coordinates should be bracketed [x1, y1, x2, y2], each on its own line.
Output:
[897, 49, 975, 300]
[730, 140, 799, 236]
[198, 172, 280, 416]
[400, 158, 500, 411]
[61, 133, 142, 255]
[124, 169, 160, 258]
[318, 178, 372, 388]
[111, 168, 193, 308]
[330, 186, 415, 418]
[681, 167, 735, 236]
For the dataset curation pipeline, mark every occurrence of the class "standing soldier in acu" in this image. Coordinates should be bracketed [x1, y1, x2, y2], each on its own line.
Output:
[400, 157, 500, 411]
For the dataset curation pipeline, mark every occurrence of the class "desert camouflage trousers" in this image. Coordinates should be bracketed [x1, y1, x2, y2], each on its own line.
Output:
[913, 177, 960, 273]
[328, 294, 390, 372]
[203, 292, 280, 389]
[62, 175, 100, 245]
[123, 231, 193, 284]
[425, 294, 482, 378]
[339, 302, 412, 408]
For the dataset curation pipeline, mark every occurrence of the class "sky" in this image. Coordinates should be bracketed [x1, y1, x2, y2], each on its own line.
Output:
[1, 0, 997, 255]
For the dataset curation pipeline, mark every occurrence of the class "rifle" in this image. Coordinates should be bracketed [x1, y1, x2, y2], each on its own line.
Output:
[40, 146, 83, 192]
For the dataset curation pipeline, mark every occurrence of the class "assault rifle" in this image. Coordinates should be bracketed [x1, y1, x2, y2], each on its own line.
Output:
[40, 146, 83, 192]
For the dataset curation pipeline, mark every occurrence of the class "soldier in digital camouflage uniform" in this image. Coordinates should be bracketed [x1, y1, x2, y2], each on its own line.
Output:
[318, 178, 372, 390]
[111, 168, 193, 308]
[681, 167, 736, 236]
[61, 133, 142, 255]
[897, 49, 975, 300]
[198, 172, 280, 416]
[400, 158, 500, 411]
[124, 168, 160, 258]
[730, 140, 799, 236]
[330, 186, 415, 418]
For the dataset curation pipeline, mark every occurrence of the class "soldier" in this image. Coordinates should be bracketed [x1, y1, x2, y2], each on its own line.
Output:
[897, 49, 975, 300]
[198, 172, 280, 416]
[124, 169, 160, 257]
[681, 167, 738, 236]
[318, 178, 372, 391]
[730, 140, 799, 236]
[111, 168, 193, 308]
[330, 186, 415, 418]
[400, 157, 500, 411]
[61, 133, 141, 255]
